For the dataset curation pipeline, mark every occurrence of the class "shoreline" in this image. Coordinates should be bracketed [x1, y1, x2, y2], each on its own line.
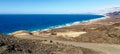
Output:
[37, 16, 107, 31]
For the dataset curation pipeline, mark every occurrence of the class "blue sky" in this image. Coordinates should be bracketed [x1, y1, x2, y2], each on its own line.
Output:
[0, 0, 120, 14]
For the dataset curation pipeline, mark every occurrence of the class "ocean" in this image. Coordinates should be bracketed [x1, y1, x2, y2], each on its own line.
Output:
[0, 14, 104, 34]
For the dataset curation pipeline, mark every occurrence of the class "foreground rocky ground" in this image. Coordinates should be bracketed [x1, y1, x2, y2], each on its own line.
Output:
[0, 34, 102, 54]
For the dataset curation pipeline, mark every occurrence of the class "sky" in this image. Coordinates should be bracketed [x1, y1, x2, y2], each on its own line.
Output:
[0, 0, 120, 14]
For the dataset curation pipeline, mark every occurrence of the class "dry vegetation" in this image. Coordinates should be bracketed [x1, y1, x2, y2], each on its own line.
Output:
[52, 18, 120, 44]
[0, 34, 102, 54]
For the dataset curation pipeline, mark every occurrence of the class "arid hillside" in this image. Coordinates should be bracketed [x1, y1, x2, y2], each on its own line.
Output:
[0, 34, 101, 54]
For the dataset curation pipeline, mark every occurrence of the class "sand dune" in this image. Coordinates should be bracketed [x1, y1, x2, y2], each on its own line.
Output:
[57, 31, 87, 37]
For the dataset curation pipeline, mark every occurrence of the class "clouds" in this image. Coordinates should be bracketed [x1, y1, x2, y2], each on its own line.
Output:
[92, 5, 120, 15]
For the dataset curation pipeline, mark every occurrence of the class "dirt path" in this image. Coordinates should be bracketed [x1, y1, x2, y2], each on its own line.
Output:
[16, 36, 120, 54]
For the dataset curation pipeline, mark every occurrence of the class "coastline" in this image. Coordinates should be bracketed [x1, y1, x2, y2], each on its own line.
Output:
[37, 16, 107, 31]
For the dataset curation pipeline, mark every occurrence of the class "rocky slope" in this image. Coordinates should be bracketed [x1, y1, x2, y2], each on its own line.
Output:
[0, 34, 101, 54]
[47, 17, 120, 44]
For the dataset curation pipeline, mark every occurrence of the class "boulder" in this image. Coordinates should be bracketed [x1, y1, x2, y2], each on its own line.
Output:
[51, 32, 57, 35]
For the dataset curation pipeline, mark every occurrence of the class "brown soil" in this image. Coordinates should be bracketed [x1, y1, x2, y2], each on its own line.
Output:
[51, 18, 120, 44]
[0, 34, 101, 54]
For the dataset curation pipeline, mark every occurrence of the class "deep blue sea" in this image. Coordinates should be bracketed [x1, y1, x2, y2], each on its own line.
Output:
[0, 14, 104, 34]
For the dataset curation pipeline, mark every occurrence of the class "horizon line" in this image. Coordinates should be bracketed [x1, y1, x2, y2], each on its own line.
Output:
[0, 13, 99, 15]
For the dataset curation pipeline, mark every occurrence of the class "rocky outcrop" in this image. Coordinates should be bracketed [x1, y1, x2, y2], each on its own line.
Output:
[11, 30, 32, 36]
[106, 11, 120, 18]
[11, 30, 57, 37]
